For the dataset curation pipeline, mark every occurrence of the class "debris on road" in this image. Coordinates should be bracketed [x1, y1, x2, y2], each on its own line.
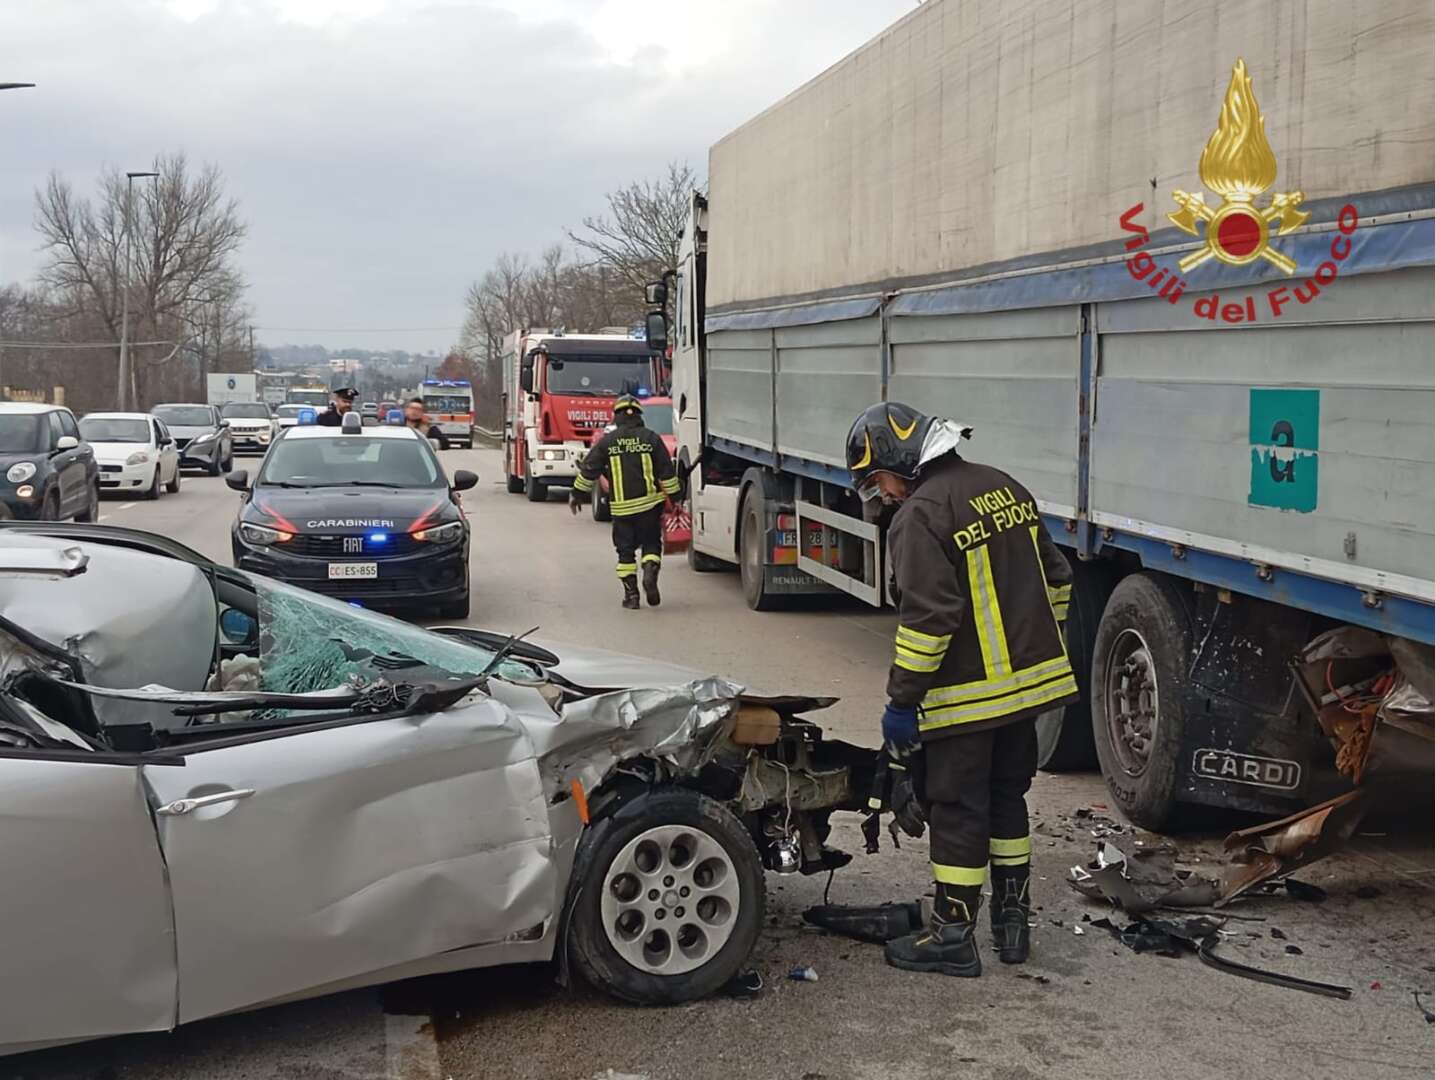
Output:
[722, 970, 764, 999]
[1068, 840, 1220, 914]
[1415, 991, 1435, 1024]
[789, 966, 819, 983]
[1218, 790, 1368, 904]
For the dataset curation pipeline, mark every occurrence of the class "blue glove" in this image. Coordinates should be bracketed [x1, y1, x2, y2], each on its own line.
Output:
[881, 703, 920, 747]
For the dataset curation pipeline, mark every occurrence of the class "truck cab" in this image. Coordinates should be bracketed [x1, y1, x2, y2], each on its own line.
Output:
[502, 331, 664, 503]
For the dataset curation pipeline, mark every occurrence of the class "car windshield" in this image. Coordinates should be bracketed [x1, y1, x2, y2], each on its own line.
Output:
[545, 357, 652, 397]
[222, 403, 271, 419]
[79, 417, 150, 443]
[275, 405, 307, 418]
[421, 394, 471, 413]
[153, 406, 214, 427]
[0, 414, 46, 453]
[259, 435, 442, 488]
[644, 406, 673, 435]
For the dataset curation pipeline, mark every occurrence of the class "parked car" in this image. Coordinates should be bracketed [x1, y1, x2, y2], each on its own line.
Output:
[0, 521, 871, 1056]
[273, 403, 312, 429]
[227, 419, 475, 618]
[152, 403, 234, 475]
[0, 402, 99, 522]
[219, 401, 279, 455]
[78, 412, 181, 499]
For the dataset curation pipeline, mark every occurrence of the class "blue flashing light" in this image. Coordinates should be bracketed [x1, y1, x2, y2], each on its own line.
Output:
[636, 386, 650, 398]
[385, 409, 403, 424]
[422, 378, 470, 387]
[348, 600, 365, 608]
[369, 532, 388, 544]
[297, 408, 318, 425]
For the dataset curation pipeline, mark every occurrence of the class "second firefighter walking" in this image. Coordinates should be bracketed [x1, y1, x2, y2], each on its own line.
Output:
[570, 394, 680, 609]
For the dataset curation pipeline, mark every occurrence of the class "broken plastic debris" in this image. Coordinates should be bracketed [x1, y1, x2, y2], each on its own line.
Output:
[802, 901, 924, 944]
[789, 966, 819, 983]
[1415, 991, 1435, 1024]
[1069, 841, 1220, 914]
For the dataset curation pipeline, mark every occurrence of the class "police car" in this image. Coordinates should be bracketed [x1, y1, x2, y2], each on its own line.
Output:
[226, 412, 476, 617]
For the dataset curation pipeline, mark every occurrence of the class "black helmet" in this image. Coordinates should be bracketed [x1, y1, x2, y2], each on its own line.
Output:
[613, 393, 643, 416]
[846, 401, 934, 498]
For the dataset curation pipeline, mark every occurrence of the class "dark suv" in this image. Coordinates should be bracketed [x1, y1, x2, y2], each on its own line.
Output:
[0, 403, 100, 521]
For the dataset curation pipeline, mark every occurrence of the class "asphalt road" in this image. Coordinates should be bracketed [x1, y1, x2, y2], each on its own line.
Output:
[10, 447, 1435, 1080]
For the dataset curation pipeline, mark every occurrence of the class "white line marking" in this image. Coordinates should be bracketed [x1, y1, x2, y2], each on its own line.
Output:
[98, 515, 108, 522]
[118, 502, 137, 511]
[384, 1013, 441, 1080]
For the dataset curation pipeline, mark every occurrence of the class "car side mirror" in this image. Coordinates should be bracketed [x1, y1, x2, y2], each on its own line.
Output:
[451, 469, 478, 492]
[225, 470, 250, 492]
[54, 435, 79, 452]
[645, 310, 669, 354]
[520, 354, 535, 394]
[220, 417, 232, 426]
[645, 280, 668, 306]
[219, 607, 258, 646]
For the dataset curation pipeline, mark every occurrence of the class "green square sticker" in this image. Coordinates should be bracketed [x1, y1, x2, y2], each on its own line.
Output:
[1249, 388, 1319, 512]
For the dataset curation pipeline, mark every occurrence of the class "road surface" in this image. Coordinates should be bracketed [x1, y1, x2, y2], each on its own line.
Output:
[11, 447, 1435, 1080]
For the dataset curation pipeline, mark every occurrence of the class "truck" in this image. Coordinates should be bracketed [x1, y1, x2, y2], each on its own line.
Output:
[206, 373, 257, 406]
[285, 384, 330, 409]
[657, 0, 1435, 830]
[501, 330, 666, 502]
[415, 378, 475, 449]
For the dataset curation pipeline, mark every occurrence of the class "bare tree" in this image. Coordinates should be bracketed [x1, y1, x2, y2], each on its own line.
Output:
[33, 153, 248, 407]
[566, 161, 699, 294]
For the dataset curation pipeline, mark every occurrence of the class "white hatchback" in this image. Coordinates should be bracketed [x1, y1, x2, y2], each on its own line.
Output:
[78, 412, 181, 499]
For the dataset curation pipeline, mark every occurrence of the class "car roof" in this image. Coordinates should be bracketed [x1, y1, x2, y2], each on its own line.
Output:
[0, 402, 62, 414]
[152, 402, 212, 409]
[81, 412, 154, 421]
[280, 424, 422, 440]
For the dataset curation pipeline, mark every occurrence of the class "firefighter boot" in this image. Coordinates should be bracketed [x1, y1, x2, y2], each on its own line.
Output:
[621, 576, 641, 610]
[990, 864, 1032, 965]
[642, 561, 661, 607]
[883, 885, 982, 978]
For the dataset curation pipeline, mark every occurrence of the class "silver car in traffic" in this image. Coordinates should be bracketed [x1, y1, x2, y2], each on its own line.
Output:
[0, 523, 869, 1056]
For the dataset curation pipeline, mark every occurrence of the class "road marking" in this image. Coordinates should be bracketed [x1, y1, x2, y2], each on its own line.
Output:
[384, 1013, 441, 1080]
[98, 515, 108, 522]
[118, 502, 137, 511]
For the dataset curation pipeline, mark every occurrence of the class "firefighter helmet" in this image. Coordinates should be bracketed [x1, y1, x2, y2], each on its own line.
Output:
[846, 401, 934, 498]
[614, 393, 644, 416]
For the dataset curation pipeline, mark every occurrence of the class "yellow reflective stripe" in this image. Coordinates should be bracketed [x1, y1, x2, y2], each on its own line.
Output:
[896, 625, 951, 649]
[641, 453, 656, 497]
[1051, 603, 1069, 621]
[895, 643, 943, 667]
[1030, 525, 1070, 633]
[574, 475, 594, 493]
[610, 491, 667, 515]
[1049, 584, 1072, 602]
[641, 553, 661, 565]
[964, 545, 1011, 678]
[989, 836, 1031, 858]
[615, 563, 637, 577]
[609, 457, 625, 504]
[991, 855, 1030, 867]
[932, 863, 987, 886]
[660, 475, 679, 494]
[867, 797, 883, 810]
[895, 652, 942, 674]
[921, 672, 1077, 731]
[923, 656, 1071, 708]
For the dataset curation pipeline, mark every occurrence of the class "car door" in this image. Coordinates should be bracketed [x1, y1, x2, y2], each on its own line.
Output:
[0, 752, 178, 1051]
[142, 700, 555, 1023]
[44, 412, 74, 516]
[213, 406, 231, 460]
[153, 419, 177, 483]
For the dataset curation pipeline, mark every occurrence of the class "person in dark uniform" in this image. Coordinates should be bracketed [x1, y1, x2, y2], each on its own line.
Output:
[569, 394, 680, 609]
[316, 385, 357, 427]
[844, 401, 1077, 977]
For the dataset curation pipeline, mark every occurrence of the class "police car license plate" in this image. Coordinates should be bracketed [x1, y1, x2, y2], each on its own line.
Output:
[328, 563, 378, 580]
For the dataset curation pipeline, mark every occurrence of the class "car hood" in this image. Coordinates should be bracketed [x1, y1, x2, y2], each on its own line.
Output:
[88, 441, 152, 461]
[225, 418, 272, 429]
[166, 425, 220, 439]
[244, 486, 457, 533]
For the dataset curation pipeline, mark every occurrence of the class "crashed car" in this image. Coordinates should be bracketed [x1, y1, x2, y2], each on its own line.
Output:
[0, 522, 873, 1056]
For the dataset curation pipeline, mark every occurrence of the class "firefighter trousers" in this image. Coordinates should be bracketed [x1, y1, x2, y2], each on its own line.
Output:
[612, 505, 664, 579]
[923, 718, 1037, 888]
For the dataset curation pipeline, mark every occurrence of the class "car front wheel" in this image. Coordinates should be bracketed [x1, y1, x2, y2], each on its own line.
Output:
[569, 787, 764, 1005]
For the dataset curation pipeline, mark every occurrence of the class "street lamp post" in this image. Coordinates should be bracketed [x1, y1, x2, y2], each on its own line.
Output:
[118, 170, 159, 411]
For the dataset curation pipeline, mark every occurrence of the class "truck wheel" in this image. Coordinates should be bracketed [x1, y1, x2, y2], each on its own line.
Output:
[1036, 560, 1114, 772]
[524, 466, 548, 503]
[568, 787, 765, 1005]
[739, 491, 783, 611]
[1091, 572, 1195, 831]
[592, 489, 612, 522]
[506, 473, 524, 494]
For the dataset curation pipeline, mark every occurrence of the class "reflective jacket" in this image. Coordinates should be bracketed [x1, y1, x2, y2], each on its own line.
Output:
[574, 424, 679, 517]
[886, 455, 1077, 738]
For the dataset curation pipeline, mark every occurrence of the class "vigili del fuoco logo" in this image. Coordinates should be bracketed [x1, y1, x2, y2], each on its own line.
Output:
[1116, 58, 1359, 323]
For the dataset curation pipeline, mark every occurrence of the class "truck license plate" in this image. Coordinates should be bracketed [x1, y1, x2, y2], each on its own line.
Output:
[328, 563, 378, 580]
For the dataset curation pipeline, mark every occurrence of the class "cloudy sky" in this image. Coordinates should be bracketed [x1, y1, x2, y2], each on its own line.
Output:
[0, 0, 914, 352]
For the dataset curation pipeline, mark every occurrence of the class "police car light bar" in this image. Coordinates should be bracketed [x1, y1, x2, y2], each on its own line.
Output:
[422, 379, 470, 387]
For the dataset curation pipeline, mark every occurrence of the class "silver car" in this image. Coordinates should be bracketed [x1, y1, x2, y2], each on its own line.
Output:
[0, 523, 869, 1057]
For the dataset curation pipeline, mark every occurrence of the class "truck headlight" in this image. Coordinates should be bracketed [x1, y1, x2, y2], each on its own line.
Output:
[537, 449, 565, 461]
[239, 523, 292, 546]
[413, 521, 464, 544]
[6, 462, 36, 483]
[126, 451, 150, 466]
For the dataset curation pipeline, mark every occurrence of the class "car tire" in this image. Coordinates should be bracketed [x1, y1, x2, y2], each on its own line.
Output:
[221, 450, 234, 474]
[146, 467, 161, 500]
[525, 466, 547, 503]
[591, 489, 611, 522]
[439, 592, 471, 620]
[166, 467, 181, 494]
[568, 787, 765, 1005]
[1090, 572, 1195, 831]
[74, 482, 99, 523]
[42, 489, 60, 522]
[1036, 560, 1115, 773]
[208, 454, 222, 477]
[739, 490, 783, 611]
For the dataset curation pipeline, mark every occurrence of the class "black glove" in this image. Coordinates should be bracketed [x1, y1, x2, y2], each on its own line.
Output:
[886, 744, 926, 840]
[569, 489, 583, 516]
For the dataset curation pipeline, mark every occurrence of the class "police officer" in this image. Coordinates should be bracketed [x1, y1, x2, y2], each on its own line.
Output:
[845, 401, 1077, 977]
[570, 394, 680, 609]
[317, 385, 358, 427]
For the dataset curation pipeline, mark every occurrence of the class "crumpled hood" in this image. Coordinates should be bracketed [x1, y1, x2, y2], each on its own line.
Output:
[244, 487, 456, 534]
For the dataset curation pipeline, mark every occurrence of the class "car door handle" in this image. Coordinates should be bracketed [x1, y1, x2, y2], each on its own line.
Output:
[156, 788, 256, 816]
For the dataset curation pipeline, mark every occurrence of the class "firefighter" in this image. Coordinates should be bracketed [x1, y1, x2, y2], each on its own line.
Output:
[845, 401, 1077, 977]
[316, 385, 358, 427]
[570, 394, 680, 609]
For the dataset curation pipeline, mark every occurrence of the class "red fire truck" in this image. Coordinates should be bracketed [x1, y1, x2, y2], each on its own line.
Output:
[501, 330, 666, 502]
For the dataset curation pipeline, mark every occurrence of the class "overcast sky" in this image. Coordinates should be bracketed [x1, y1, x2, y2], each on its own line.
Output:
[0, 0, 913, 353]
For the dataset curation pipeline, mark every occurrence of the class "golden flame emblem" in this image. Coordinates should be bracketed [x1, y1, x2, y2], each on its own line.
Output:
[1169, 59, 1308, 274]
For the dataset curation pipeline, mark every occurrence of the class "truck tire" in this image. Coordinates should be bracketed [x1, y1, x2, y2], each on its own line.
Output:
[524, 466, 548, 503]
[567, 787, 765, 1005]
[506, 473, 524, 494]
[1090, 572, 1196, 831]
[1036, 559, 1114, 772]
[739, 488, 784, 611]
